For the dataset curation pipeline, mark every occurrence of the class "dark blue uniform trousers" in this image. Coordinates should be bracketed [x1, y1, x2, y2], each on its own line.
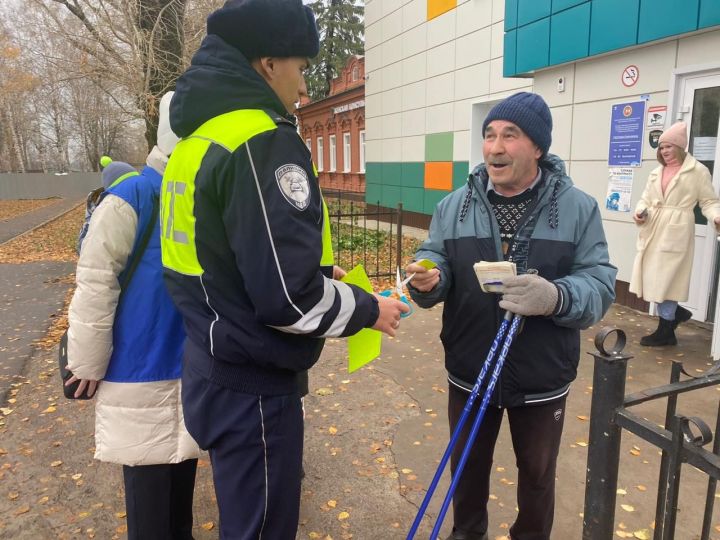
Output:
[182, 360, 303, 539]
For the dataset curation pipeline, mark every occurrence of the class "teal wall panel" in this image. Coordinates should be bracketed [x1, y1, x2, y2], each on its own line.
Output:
[638, 0, 699, 44]
[401, 162, 425, 188]
[503, 30, 517, 77]
[552, 0, 588, 13]
[382, 162, 402, 186]
[505, 0, 519, 31]
[699, 0, 720, 28]
[517, 0, 551, 26]
[424, 189, 449, 215]
[550, 3, 590, 64]
[365, 183, 382, 205]
[402, 187, 425, 213]
[590, 0, 639, 55]
[516, 18, 550, 73]
[381, 185, 402, 209]
[504, 0, 720, 76]
[365, 162, 382, 184]
[453, 162, 470, 190]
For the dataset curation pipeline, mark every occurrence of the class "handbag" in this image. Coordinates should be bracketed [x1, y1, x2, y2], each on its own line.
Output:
[60, 195, 159, 399]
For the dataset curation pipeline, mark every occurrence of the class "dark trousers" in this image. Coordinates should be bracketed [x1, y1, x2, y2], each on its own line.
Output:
[182, 361, 304, 540]
[448, 384, 566, 540]
[122, 458, 198, 540]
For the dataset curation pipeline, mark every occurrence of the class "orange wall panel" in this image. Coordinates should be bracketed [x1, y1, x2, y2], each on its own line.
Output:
[424, 162, 453, 191]
[427, 0, 457, 21]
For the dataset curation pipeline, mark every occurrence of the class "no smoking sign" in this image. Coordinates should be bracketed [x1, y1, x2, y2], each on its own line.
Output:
[622, 65, 639, 87]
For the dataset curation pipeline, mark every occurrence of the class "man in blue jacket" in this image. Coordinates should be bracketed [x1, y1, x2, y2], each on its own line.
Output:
[406, 92, 616, 540]
[160, 0, 408, 537]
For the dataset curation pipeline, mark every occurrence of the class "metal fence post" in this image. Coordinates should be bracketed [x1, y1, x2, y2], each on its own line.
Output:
[396, 202, 403, 272]
[582, 328, 633, 540]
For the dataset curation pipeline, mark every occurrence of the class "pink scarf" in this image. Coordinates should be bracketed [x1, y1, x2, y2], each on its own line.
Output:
[661, 157, 681, 196]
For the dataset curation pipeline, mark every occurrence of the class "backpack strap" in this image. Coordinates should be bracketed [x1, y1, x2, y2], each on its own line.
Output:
[119, 194, 159, 294]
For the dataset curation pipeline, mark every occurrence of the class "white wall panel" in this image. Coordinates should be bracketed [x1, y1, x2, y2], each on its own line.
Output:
[402, 0, 426, 32]
[402, 80, 427, 111]
[489, 58, 531, 94]
[402, 135, 426, 162]
[426, 103, 455, 133]
[456, 28, 492, 69]
[427, 41, 456, 78]
[383, 88, 403, 115]
[457, 0, 493, 37]
[402, 24, 427, 58]
[454, 129, 471, 162]
[402, 53, 428, 85]
[426, 72, 455, 106]
[382, 112, 403, 139]
[427, 9, 456, 49]
[573, 41, 677, 104]
[402, 108, 426, 137]
[455, 62, 491, 101]
[677, 29, 720, 68]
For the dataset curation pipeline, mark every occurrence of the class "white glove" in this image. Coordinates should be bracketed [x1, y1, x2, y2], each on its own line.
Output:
[498, 274, 558, 317]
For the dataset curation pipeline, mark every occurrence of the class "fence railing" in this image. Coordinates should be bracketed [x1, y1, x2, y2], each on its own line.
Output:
[323, 190, 404, 280]
[582, 328, 720, 540]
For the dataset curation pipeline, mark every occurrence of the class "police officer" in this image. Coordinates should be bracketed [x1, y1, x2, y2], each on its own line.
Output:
[160, 1, 408, 537]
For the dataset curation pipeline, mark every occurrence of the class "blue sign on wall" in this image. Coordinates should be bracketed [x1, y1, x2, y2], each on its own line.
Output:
[608, 100, 646, 166]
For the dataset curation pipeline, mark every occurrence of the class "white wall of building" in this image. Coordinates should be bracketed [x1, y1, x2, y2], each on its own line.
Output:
[366, 0, 720, 292]
[365, 0, 530, 167]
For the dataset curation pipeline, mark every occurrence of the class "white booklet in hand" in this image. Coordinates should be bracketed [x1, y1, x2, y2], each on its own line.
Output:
[473, 261, 517, 293]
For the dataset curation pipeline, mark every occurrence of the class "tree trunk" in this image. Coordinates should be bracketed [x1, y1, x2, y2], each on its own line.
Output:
[135, 0, 187, 151]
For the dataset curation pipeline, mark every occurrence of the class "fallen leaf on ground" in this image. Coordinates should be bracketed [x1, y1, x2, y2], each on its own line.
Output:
[338, 511, 350, 521]
[620, 504, 635, 512]
[201, 522, 214, 530]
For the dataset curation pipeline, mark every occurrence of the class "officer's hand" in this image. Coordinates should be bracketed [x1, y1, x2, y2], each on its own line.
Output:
[372, 294, 410, 337]
[405, 262, 440, 292]
[498, 274, 558, 317]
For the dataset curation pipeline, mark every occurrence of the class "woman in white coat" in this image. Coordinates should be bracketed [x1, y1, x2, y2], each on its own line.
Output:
[66, 92, 201, 539]
[630, 121, 720, 346]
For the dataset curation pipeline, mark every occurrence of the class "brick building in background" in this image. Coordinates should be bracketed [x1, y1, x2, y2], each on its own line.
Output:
[296, 56, 366, 193]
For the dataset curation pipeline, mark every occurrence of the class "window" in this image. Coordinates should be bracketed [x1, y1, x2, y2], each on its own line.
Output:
[329, 134, 337, 172]
[305, 138, 311, 152]
[359, 130, 366, 173]
[352, 65, 359, 81]
[317, 137, 324, 171]
[343, 132, 351, 173]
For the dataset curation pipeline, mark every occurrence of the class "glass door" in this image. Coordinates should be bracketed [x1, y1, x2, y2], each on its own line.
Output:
[681, 74, 720, 322]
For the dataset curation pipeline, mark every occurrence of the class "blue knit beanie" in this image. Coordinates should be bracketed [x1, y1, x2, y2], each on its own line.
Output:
[482, 92, 553, 156]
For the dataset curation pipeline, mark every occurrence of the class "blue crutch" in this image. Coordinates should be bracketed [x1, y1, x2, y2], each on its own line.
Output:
[406, 310, 516, 540]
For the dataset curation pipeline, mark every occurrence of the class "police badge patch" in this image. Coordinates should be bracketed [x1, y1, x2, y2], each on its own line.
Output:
[275, 164, 311, 210]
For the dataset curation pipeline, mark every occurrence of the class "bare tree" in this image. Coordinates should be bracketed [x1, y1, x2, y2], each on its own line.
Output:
[22, 0, 188, 151]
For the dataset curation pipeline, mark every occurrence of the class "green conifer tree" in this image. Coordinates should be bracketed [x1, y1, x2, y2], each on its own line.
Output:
[306, 0, 364, 101]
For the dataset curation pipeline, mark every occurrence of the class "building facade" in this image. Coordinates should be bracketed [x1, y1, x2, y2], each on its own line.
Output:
[366, 0, 720, 356]
[297, 56, 366, 193]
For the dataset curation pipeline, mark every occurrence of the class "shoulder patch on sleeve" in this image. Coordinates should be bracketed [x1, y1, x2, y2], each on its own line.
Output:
[275, 164, 311, 211]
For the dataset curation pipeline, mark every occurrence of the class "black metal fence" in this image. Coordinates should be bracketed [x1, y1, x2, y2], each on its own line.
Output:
[322, 190, 404, 280]
[582, 328, 720, 540]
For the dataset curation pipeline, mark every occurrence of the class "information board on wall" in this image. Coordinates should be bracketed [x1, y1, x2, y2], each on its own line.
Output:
[608, 101, 646, 167]
[605, 168, 634, 213]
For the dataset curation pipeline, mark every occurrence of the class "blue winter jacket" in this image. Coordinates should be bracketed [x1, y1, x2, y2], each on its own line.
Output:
[409, 155, 617, 407]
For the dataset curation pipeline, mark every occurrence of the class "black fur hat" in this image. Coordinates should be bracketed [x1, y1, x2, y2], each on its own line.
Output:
[207, 0, 320, 59]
